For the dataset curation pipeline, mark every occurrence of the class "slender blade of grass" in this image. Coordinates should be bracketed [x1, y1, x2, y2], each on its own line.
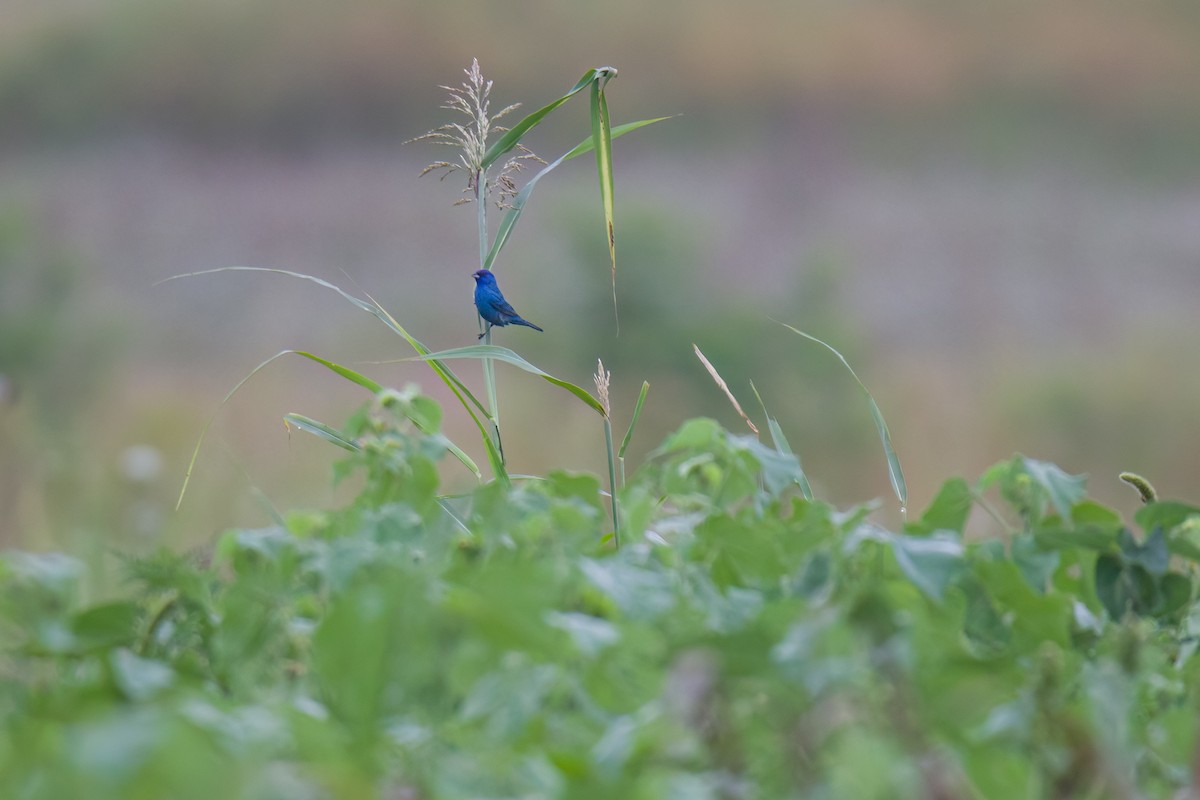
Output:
[777, 321, 907, 510]
[284, 413, 362, 453]
[174, 348, 486, 509]
[290, 351, 382, 393]
[173, 349, 299, 510]
[603, 417, 620, 549]
[412, 345, 607, 417]
[481, 68, 606, 169]
[749, 380, 814, 501]
[591, 72, 618, 327]
[617, 381, 650, 459]
[693, 344, 758, 435]
[158, 267, 491, 419]
[484, 117, 672, 272]
[159, 266, 504, 485]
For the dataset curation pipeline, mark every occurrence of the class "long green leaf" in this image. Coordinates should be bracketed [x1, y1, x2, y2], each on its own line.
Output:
[484, 117, 672, 271]
[590, 71, 618, 325]
[749, 380, 814, 501]
[284, 413, 362, 453]
[618, 381, 650, 459]
[173, 348, 486, 508]
[158, 266, 505, 484]
[157, 267, 491, 419]
[287, 352, 482, 472]
[480, 68, 611, 169]
[291, 351, 382, 393]
[173, 349, 303, 509]
[777, 321, 907, 510]
[412, 345, 607, 417]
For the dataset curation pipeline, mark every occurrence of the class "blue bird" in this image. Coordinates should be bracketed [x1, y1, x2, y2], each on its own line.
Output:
[472, 269, 543, 339]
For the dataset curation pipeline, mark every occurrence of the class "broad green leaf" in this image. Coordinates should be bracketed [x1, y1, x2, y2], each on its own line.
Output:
[1011, 533, 1060, 592]
[1033, 524, 1119, 551]
[914, 478, 972, 534]
[1118, 527, 1169, 576]
[109, 649, 175, 701]
[974, 559, 1072, 649]
[1020, 456, 1086, 519]
[1071, 499, 1123, 527]
[1135, 501, 1200, 534]
[960, 579, 1012, 657]
[889, 532, 963, 601]
[777, 321, 906, 510]
[1159, 573, 1193, 618]
[579, 557, 675, 620]
[544, 611, 620, 657]
[413, 345, 606, 416]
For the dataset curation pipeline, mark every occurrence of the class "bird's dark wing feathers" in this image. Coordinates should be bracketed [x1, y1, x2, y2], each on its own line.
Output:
[487, 296, 520, 320]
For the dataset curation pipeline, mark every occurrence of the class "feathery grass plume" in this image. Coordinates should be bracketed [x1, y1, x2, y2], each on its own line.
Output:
[594, 359, 620, 549]
[408, 58, 543, 208]
[693, 344, 758, 435]
[594, 358, 612, 417]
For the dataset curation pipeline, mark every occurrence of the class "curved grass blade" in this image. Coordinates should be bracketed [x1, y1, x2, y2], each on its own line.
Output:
[174, 349, 303, 510]
[749, 380, 814, 501]
[291, 350, 382, 394]
[157, 267, 491, 419]
[591, 71, 618, 326]
[412, 345, 607, 417]
[481, 67, 613, 170]
[693, 344, 758, 435]
[284, 413, 361, 453]
[777, 321, 907, 510]
[174, 349, 485, 509]
[158, 266, 504, 484]
[484, 117, 673, 272]
[618, 381, 650, 459]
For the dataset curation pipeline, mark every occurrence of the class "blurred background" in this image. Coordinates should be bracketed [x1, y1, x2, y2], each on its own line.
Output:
[2, 0, 1199, 553]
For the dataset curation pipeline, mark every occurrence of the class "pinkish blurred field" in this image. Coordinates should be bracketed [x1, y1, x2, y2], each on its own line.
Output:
[2, 0, 1199, 549]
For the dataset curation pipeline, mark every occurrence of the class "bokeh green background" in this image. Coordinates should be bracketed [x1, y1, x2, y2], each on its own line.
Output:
[2, 0, 1199, 552]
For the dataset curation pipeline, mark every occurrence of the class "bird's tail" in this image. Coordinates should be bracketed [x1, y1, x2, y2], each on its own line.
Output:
[513, 317, 544, 333]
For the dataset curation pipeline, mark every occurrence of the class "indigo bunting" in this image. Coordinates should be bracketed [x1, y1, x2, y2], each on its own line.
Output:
[472, 269, 543, 338]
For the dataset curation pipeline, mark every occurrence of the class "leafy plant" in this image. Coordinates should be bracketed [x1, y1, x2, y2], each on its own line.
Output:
[4, 392, 1200, 798]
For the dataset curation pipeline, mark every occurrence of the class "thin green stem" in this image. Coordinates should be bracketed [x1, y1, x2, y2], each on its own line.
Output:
[476, 171, 489, 269]
[475, 169, 504, 469]
[603, 417, 620, 549]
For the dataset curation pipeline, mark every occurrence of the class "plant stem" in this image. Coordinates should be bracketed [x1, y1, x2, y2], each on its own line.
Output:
[603, 416, 620, 549]
[475, 170, 504, 468]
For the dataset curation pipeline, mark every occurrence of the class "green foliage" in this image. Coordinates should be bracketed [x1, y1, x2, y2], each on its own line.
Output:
[4, 395, 1200, 798]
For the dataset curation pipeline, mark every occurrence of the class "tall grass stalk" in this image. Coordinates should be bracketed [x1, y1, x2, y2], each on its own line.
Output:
[412, 59, 665, 483]
[618, 380, 650, 486]
[476, 166, 502, 461]
[594, 360, 619, 549]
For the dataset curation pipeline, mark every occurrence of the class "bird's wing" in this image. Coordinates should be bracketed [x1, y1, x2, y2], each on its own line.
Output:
[487, 295, 521, 319]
